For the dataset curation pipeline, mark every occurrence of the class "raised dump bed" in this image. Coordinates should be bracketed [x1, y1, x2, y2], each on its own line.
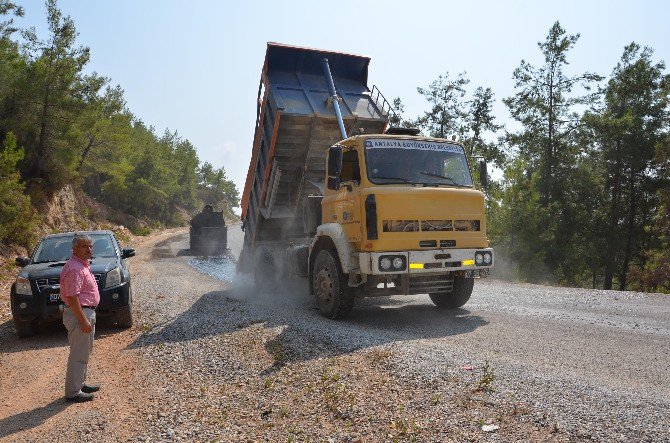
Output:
[241, 43, 392, 252]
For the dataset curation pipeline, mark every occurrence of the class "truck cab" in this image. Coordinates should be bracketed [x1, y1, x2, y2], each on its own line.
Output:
[307, 133, 493, 318]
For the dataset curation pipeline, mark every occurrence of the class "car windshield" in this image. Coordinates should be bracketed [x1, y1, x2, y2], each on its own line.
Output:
[365, 138, 473, 187]
[32, 234, 117, 263]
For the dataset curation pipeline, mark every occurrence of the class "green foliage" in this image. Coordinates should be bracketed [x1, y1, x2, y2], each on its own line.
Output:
[474, 360, 496, 393]
[494, 21, 606, 286]
[198, 161, 239, 210]
[583, 43, 669, 289]
[0, 1, 23, 38]
[0, 132, 37, 246]
[416, 71, 469, 139]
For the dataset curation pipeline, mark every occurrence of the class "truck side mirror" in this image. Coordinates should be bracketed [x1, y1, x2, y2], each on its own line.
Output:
[327, 145, 343, 177]
[479, 159, 488, 190]
[327, 177, 341, 191]
[122, 248, 136, 259]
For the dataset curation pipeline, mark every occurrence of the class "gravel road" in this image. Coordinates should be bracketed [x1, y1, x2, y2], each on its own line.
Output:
[1, 226, 668, 442]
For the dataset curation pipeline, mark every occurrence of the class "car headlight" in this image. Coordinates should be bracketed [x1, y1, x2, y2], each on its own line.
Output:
[483, 253, 492, 264]
[15, 277, 32, 296]
[475, 253, 484, 265]
[104, 268, 122, 288]
[379, 257, 392, 271]
[392, 257, 404, 270]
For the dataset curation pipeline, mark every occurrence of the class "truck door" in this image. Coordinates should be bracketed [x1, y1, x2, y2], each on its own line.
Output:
[336, 149, 362, 242]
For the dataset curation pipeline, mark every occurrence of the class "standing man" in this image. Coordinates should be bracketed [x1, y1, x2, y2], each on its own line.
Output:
[60, 233, 100, 403]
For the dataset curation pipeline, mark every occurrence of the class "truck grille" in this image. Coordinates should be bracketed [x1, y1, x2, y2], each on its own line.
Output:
[35, 277, 60, 292]
[409, 273, 454, 293]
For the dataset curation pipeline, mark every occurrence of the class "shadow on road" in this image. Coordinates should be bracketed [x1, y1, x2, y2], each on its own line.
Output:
[0, 398, 69, 439]
[0, 319, 130, 354]
[126, 277, 488, 369]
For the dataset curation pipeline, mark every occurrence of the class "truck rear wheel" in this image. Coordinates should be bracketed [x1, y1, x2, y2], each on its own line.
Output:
[312, 249, 354, 319]
[254, 247, 277, 290]
[429, 276, 474, 309]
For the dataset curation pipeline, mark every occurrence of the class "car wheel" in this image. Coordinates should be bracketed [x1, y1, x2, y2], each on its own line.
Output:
[312, 249, 354, 319]
[14, 318, 37, 338]
[429, 276, 474, 309]
[115, 285, 133, 328]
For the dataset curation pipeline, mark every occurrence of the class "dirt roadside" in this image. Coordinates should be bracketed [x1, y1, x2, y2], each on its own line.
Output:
[0, 229, 185, 442]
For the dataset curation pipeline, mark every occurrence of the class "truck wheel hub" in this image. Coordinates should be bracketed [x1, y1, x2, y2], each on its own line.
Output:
[314, 268, 333, 302]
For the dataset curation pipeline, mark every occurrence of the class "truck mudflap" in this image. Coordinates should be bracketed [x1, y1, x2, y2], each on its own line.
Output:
[358, 248, 493, 276]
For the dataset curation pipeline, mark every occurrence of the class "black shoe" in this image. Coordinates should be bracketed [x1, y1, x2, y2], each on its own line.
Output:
[66, 392, 94, 403]
[82, 384, 100, 393]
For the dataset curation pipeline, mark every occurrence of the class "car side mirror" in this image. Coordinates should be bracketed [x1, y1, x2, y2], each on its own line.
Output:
[122, 248, 136, 259]
[479, 159, 488, 190]
[15, 256, 30, 267]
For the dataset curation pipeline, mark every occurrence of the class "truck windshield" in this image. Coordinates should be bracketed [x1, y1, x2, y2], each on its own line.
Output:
[364, 138, 473, 186]
[32, 234, 117, 263]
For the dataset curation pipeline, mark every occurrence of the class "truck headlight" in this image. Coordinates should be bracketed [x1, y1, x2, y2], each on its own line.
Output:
[15, 277, 32, 296]
[475, 251, 492, 266]
[104, 268, 122, 288]
[378, 255, 407, 272]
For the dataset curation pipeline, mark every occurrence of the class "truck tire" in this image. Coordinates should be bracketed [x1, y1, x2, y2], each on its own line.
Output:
[429, 276, 474, 309]
[312, 249, 354, 319]
[115, 286, 133, 328]
[14, 318, 37, 337]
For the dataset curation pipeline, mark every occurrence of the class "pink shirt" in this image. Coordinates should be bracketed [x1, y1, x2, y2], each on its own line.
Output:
[60, 255, 100, 307]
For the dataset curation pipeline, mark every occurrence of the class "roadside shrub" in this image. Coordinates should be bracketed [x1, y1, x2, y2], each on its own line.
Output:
[0, 132, 38, 247]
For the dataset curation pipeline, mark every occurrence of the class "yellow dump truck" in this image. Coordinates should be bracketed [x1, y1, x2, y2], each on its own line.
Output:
[239, 43, 493, 319]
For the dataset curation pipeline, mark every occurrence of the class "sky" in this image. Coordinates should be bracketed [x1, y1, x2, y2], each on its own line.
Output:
[14, 0, 670, 210]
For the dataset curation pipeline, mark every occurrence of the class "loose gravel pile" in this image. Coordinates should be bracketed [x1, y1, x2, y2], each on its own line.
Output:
[125, 234, 562, 441]
[128, 231, 669, 442]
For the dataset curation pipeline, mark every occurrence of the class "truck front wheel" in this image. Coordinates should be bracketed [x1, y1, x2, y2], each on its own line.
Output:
[312, 249, 354, 319]
[429, 276, 474, 309]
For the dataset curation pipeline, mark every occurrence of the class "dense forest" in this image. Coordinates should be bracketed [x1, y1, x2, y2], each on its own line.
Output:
[1, 3, 668, 293]
[0, 1, 239, 246]
[391, 22, 670, 293]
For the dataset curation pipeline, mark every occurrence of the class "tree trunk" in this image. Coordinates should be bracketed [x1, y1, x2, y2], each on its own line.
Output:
[620, 170, 638, 291]
[34, 85, 51, 180]
[76, 136, 95, 171]
[603, 141, 623, 290]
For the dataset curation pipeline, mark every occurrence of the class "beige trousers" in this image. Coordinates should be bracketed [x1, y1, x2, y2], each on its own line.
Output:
[63, 307, 96, 398]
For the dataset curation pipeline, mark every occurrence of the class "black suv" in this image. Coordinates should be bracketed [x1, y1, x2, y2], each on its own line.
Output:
[10, 230, 135, 337]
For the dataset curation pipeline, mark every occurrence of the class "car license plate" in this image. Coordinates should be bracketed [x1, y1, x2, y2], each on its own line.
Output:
[49, 293, 61, 303]
[464, 268, 490, 278]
